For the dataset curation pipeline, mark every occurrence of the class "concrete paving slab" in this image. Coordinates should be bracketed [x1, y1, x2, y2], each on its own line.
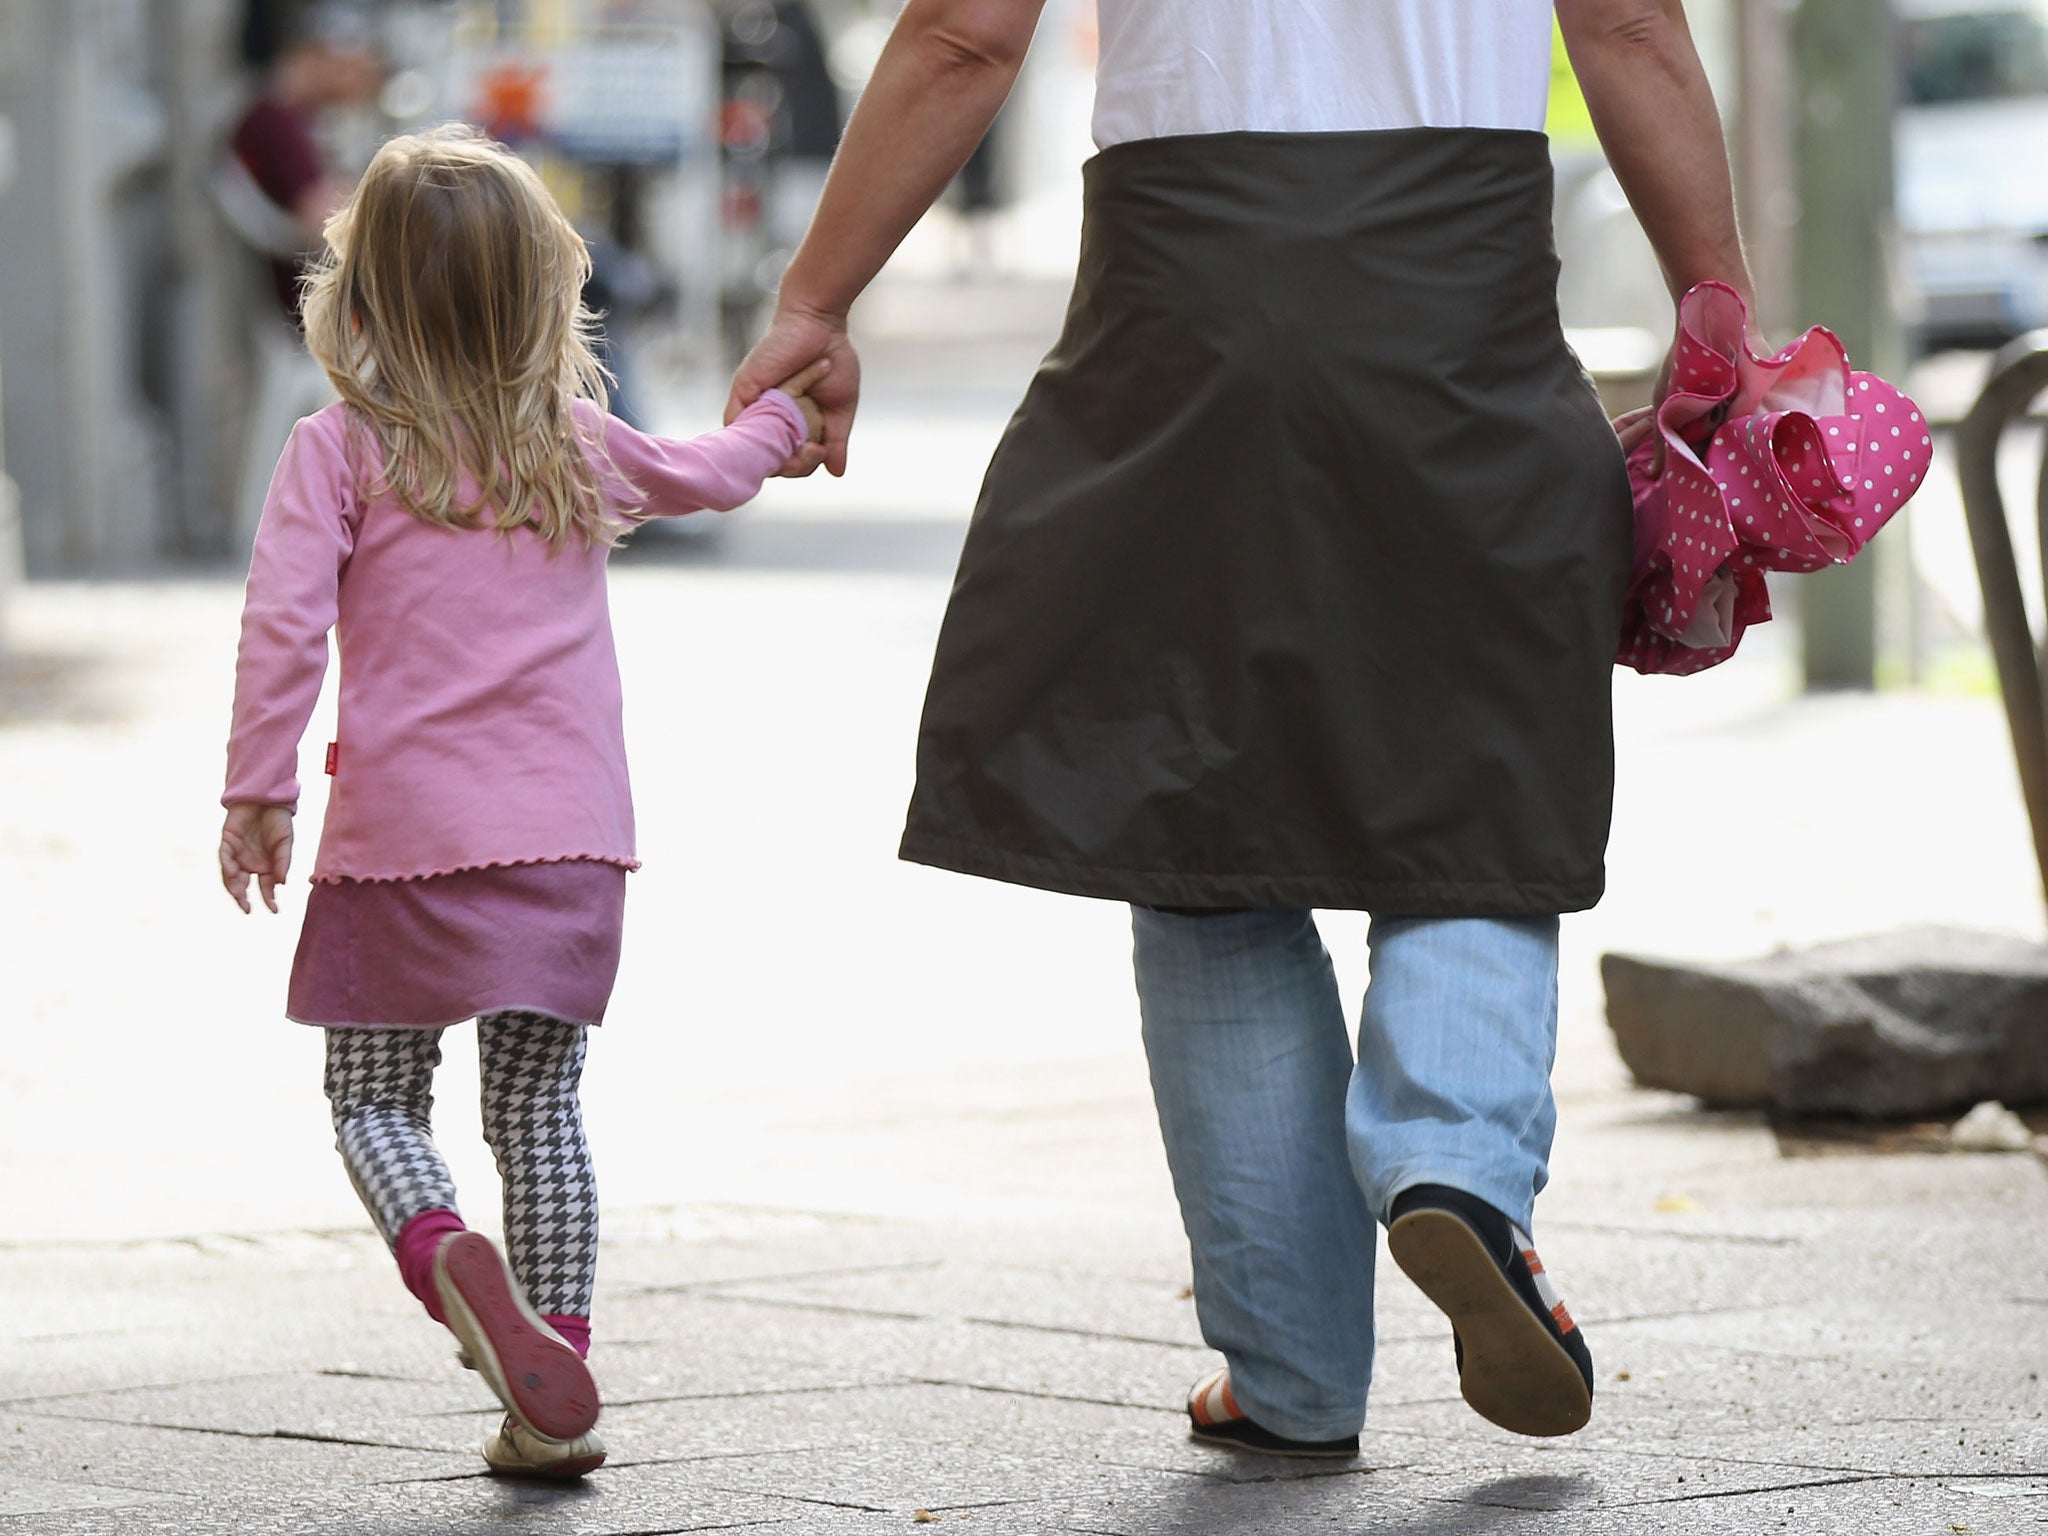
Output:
[1055, 1457, 2047, 1534]
[16, 1467, 798, 1536]
[23, 1371, 489, 1455]
[1349, 1421, 1887, 1511]
[610, 1381, 1452, 1520]
[1370, 1381, 2048, 1495]
[0, 1407, 469, 1501]
[595, 1206, 961, 1291]
[1592, 1471, 2048, 1536]
[589, 1339, 887, 1411]
[364, 1459, 802, 1532]
[602, 1291, 1196, 1415]
[0, 1477, 174, 1519]
[1045, 1464, 1580, 1535]
[0, 1233, 454, 1400]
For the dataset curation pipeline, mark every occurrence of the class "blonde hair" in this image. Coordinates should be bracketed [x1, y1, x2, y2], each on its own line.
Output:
[301, 125, 627, 547]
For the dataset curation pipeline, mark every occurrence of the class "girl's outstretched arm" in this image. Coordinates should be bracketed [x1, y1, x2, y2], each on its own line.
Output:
[222, 410, 358, 906]
[597, 386, 812, 520]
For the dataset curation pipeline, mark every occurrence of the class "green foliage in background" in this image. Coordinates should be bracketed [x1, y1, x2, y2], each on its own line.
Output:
[1547, 21, 1599, 148]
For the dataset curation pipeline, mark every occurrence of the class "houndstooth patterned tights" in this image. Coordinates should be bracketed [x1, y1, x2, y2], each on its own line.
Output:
[323, 1012, 598, 1318]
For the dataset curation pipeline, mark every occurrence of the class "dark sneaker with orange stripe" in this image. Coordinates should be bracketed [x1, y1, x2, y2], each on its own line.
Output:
[1185, 1368, 1360, 1458]
[1386, 1184, 1593, 1438]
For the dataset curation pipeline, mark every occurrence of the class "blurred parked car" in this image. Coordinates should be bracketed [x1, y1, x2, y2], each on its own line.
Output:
[1896, 0, 2048, 350]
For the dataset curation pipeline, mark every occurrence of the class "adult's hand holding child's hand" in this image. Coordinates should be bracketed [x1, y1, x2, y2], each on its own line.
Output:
[220, 802, 295, 914]
[728, 302, 860, 478]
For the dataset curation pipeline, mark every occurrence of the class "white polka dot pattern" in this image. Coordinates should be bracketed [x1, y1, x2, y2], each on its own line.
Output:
[1618, 282, 1930, 676]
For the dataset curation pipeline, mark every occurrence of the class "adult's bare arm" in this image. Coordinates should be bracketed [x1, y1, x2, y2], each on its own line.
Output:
[726, 0, 1049, 476]
[1557, 0, 1757, 309]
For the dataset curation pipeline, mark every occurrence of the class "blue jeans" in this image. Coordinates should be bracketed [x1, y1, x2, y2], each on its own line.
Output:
[1132, 907, 1560, 1442]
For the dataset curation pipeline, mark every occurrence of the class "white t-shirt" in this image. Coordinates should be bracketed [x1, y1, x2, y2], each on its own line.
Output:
[1091, 0, 1556, 149]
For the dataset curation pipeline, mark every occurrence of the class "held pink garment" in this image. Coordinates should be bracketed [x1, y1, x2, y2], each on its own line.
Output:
[1617, 282, 1930, 676]
[224, 391, 807, 880]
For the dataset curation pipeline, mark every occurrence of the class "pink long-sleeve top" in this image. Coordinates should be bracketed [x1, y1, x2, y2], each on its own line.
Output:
[224, 390, 807, 882]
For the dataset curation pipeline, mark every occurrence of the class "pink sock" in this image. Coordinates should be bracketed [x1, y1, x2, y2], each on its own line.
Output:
[394, 1208, 467, 1324]
[544, 1314, 592, 1359]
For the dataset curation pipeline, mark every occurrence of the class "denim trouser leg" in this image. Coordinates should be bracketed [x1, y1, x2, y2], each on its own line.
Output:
[1135, 906, 1562, 1439]
[1346, 915, 1561, 1236]
[1132, 907, 1376, 1442]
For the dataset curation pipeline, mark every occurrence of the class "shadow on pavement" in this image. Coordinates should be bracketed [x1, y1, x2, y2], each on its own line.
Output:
[1137, 1470, 1599, 1533]
[619, 516, 969, 578]
[1445, 1473, 1602, 1513]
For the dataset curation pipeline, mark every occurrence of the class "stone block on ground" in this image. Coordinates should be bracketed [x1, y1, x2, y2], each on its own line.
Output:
[1601, 927, 2048, 1115]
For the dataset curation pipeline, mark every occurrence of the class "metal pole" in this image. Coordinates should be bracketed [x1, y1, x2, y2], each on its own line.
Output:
[1792, 0, 1902, 690]
[1733, 0, 1797, 341]
[0, 91, 15, 657]
[160, 0, 242, 558]
[50, 0, 108, 567]
[1954, 336, 2048, 913]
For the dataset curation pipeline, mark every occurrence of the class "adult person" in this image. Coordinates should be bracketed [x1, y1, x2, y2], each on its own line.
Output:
[730, 0, 1757, 1455]
[224, 0, 386, 324]
[218, 1, 385, 540]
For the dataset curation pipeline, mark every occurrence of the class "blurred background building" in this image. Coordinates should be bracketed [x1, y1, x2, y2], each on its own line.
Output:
[0, 0, 2045, 686]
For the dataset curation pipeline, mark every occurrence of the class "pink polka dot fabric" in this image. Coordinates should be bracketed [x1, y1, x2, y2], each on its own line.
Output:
[1617, 281, 1930, 676]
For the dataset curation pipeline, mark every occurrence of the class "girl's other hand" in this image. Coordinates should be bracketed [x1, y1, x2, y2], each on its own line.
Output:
[220, 802, 295, 914]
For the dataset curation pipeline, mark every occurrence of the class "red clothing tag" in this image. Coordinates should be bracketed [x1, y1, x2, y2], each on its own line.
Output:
[325, 741, 339, 776]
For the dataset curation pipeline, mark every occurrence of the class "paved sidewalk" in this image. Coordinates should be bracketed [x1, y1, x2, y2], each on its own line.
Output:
[5, 1135, 2045, 1534]
[4, 312, 2047, 1532]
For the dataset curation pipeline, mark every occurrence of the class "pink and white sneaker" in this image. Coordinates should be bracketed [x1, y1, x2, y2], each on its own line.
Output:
[483, 1414, 607, 1480]
[433, 1231, 600, 1443]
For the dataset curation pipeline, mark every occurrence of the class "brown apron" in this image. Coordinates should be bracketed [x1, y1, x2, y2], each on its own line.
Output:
[900, 128, 1632, 916]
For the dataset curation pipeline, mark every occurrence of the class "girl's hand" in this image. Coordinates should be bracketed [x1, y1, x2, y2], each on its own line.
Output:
[220, 802, 295, 914]
[775, 360, 831, 450]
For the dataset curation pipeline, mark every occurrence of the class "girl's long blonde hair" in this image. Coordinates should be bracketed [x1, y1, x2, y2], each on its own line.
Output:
[301, 125, 626, 547]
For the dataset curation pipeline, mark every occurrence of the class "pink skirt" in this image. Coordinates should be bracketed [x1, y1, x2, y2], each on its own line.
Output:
[288, 860, 628, 1028]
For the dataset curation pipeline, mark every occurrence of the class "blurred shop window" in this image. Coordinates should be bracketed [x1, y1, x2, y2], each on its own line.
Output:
[447, 4, 725, 399]
[1901, 4, 2048, 105]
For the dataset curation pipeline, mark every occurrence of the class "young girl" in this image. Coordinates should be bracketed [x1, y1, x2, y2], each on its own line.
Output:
[218, 126, 823, 1480]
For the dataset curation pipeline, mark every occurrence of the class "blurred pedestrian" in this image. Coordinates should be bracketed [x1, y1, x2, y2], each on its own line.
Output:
[217, 1, 387, 542]
[730, 0, 1758, 1457]
[217, 127, 824, 1480]
[223, 0, 387, 324]
[584, 229, 662, 431]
